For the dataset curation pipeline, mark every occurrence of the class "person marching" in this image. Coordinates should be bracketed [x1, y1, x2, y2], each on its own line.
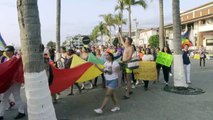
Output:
[118, 31, 134, 99]
[142, 48, 154, 91]
[161, 46, 172, 86]
[183, 44, 191, 84]
[0, 46, 25, 120]
[94, 52, 120, 114]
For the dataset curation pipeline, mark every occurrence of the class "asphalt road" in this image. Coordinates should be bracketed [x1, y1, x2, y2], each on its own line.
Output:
[4, 59, 213, 120]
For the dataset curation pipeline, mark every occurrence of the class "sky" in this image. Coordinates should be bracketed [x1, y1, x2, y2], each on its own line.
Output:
[0, 0, 212, 47]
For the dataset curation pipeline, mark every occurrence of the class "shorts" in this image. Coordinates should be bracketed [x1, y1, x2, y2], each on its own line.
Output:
[106, 79, 118, 89]
[125, 68, 132, 74]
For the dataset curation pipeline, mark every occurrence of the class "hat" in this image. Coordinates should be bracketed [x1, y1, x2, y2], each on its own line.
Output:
[0, 46, 4, 51]
[5, 46, 15, 52]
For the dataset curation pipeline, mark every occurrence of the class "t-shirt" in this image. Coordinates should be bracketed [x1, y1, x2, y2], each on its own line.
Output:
[104, 61, 119, 81]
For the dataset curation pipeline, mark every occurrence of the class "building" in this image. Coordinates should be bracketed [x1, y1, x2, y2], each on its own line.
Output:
[165, 1, 213, 50]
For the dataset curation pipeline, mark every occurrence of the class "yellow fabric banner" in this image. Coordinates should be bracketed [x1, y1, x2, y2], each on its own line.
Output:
[134, 61, 157, 81]
[70, 55, 103, 83]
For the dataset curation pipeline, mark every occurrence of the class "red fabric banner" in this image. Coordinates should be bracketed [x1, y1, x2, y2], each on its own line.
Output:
[0, 57, 24, 93]
[49, 62, 93, 94]
[0, 57, 94, 94]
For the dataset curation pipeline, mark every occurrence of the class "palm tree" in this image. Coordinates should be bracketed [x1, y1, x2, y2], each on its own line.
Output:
[172, 0, 188, 87]
[159, 0, 165, 49]
[122, 0, 147, 37]
[114, 12, 127, 31]
[17, 0, 57, 119]
[115, 0, 125, 33]
[100, 14, 115, 42]
[99, 22, 110, 45]
[56, 0, 61, 60]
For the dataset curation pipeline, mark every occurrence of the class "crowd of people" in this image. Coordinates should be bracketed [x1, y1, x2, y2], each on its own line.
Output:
[0, 34, 207, 119]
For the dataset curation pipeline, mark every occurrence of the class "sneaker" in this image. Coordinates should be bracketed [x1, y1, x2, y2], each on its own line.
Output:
[131, 85, 135, 89]
[187, 81, 192, 84]
[111, 107, 120, 112]
[94, 108, 103, 114]
[81, 84, 85, 90]
[89, 83, 93, 89]
[56, 94, 60, 100]
[165, 82, 168, 86]
[14, 113, 25, 119]
[135, 81, 139, 85]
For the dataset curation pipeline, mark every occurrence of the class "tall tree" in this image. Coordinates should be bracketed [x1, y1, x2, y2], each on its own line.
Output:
[172, 0, 188, 87]
[159, 0, 165, 49]
[115, 0, 125, 33]
[17, 0, 57, 119]
[100, 14, 115, 42]
[56, 0, 61, 60]
[99, 22, 109, 45]
[122, 0, 147, 37]
[114, 12, 127, 30]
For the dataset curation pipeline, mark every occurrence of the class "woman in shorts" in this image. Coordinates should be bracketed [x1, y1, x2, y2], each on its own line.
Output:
[94, 52, 120, 114]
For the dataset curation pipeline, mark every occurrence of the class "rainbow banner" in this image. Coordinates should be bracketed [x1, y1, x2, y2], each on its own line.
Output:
[181, 28, 192, 48]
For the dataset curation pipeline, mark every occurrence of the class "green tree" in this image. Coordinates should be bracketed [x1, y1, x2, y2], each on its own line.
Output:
[148, 35, 159, 47]
[90, 22, 109, 45]
[47, 41, 56, 49]
[90, 25, 100, 41]
[115, 0, 125, 33]
[172, 0, 188, 87]
[100, 14, 115, 42]
[17, 0, 57, 119]
[114, 12, 127, 30]
[122, 0, 147, 37]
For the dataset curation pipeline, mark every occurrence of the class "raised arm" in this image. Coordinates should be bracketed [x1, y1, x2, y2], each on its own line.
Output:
[117, 30, 125, 46]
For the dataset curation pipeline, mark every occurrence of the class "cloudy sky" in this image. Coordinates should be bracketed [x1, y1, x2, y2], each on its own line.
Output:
[0, 0, 212, 46]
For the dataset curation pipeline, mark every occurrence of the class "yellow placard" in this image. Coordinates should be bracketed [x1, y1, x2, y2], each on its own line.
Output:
[134, 61, 157, 81]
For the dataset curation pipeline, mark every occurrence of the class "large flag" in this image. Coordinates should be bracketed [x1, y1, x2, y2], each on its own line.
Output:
[49, 62, 93, 94]
[71, 55, 103, 83]
[0, 33, 6, 48]
[0, 57, 24, 93]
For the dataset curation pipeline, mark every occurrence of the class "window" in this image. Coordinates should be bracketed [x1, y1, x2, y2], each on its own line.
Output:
[206, 39, 213, 46]
[201, 20, 206, 25]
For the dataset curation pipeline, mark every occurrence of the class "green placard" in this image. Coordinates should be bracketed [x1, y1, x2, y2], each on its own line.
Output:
[156, 52, 173, 67]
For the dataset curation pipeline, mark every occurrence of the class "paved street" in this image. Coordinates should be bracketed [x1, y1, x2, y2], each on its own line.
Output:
[4, 59, 213, 120]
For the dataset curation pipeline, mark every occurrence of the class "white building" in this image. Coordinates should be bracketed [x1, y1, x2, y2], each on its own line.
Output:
[165, 1, 213, 51]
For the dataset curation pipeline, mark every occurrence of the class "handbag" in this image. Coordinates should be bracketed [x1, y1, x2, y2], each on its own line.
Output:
[127, 52, 140, 70]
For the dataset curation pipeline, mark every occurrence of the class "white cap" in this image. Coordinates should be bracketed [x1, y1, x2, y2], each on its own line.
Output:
[0, 46, 4, 51]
